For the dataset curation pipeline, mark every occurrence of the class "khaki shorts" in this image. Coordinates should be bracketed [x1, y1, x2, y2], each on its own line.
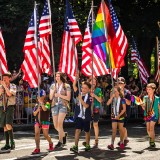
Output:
[51, 104, 67, 116]
[0, 106, 15, 127]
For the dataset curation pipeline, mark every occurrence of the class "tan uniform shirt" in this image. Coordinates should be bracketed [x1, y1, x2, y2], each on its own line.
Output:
[0, 83, 17, 106]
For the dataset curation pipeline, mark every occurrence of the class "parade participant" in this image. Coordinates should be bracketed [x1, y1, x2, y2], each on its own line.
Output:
[70, 76, 92, 153]
[140, 83, 160, 147]
[0, 72, 16, 150]
[89, 77, 103, 147]
[32, 89, 54, 154]
[107, 86, 126, 150]
[49, 72, 71, 148]
[117, 77, 131, 146]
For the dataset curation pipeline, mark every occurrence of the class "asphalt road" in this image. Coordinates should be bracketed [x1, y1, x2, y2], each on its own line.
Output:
[0, 122, 160, 160]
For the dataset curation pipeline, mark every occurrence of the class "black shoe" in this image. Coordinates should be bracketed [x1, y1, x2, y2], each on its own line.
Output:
[55, 141, 63, 149]
[11, 142, 15, 150]
[1, 145, 11, 150]
[63, 132, 68, 144]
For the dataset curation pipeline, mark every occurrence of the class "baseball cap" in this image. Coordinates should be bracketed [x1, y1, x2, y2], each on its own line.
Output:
[37, 89, 46, 97]
[117, 77, 126, 84]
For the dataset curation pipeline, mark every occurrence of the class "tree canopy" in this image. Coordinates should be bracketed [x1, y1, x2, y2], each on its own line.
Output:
[0, 0, 160, 73]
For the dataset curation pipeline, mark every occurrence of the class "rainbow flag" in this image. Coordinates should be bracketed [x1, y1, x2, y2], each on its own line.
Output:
[92, 1, 115, 69]
[131, 95, 142, 105]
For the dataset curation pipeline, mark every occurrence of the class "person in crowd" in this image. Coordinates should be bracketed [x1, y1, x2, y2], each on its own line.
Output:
[128, 78, 139, 95]
[89, 77, 103, 148]
[0, 72, 17, 150]
[15, 79, 24, 124]
[49, 72, 71, 148]
[10, 69, 22, 85]
[140, 83, 160, 147]
[32, 89, 54, 154]
[42, 76, 50, 96]
[117, 77, 131, 146]
[70, 75, 92, 153]
[107, 86, 126, 150]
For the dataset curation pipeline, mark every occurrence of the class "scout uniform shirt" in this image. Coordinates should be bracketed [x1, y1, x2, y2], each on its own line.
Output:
[0, 83, 17, 107]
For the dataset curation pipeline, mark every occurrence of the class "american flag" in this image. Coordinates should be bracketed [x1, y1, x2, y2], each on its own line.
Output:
[21, 4, 41, 88]
[59, 0, 82, 81]
[155, 38, 160, 82]
[0, 29, 8, 74]
[39, 0, 51, 75]
[81, 9, 120, 79]
[108, 2, 128, 68]
[131, 37, 149, 84]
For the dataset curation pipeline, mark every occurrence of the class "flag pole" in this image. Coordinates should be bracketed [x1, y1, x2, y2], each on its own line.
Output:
[34, 1, 41, 125]
[91, 0, 94, 83]
[48, 0, 56, 82]
[101, 0, 114, 88]
[34, 1, 40, 96]
[91, 0, 94, 113]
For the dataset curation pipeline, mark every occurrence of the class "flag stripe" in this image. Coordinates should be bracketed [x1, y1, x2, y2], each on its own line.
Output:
[0, 29, 8, 74]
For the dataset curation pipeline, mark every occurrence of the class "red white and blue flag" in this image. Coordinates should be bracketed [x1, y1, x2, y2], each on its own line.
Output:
[21, 5, 41, 88]
[108, 1, 128, 68]
[0, 29, 8, 74]
[39, 0, 51, 75]
[131, 37, 149, 84]
[59, 0, 82, 81]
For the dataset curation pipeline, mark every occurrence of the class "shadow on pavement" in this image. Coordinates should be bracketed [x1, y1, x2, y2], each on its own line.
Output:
[55, 148, 129, 160]
[16, 152, 48, 160]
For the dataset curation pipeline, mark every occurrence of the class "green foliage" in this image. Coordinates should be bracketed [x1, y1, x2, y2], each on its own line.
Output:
[150, 48, 156, 75]
[0, 0, 159, 72]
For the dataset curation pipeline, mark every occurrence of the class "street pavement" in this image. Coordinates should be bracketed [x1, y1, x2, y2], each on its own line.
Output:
[0, 122, 160, 160]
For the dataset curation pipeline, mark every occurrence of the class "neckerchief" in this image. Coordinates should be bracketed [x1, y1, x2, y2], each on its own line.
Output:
[56, 83, 63, 103]
[79, 93, 88, 119]
[112, 96, 121, 116]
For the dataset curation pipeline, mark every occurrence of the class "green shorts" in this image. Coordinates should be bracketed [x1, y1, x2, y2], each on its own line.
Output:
[0, 106, 15, 127]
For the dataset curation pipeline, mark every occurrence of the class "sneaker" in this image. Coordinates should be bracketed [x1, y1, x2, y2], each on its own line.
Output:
[32, 148, 40, 154]
[107, 144, 114, 150]
[85, 144, 91, 151]
[63, 132, 68, 145]
[70, 145, 78, 153]
[1, 145, 11, 150]
[124, 139, 129, 146]
[120, 143, 124, 150]
[10, 142, 15, 150]
[55, 141, 63, 149]
[48, 143, 54, 152]
[150, 141, 156, 148]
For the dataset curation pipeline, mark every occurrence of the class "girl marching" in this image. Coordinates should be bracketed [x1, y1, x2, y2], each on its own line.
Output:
[32, 89, 54, 154]
[107, 86, 126, 150]
[140, 83, 160, 147]
[49, 72, 71, 148]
